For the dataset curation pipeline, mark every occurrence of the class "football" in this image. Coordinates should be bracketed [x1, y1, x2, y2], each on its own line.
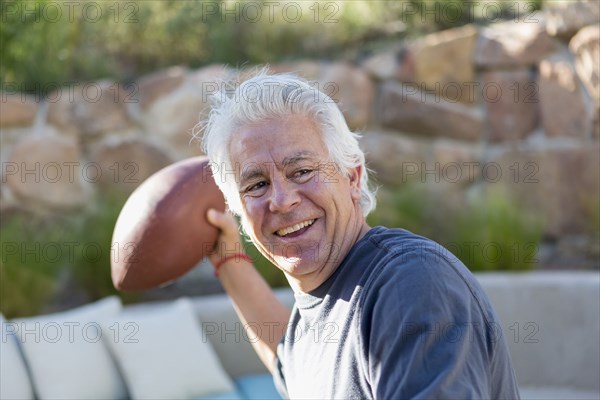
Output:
[111, 156, 225, 291]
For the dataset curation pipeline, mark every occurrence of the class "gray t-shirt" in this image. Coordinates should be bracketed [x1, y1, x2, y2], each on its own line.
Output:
[273, 226, 520, 399]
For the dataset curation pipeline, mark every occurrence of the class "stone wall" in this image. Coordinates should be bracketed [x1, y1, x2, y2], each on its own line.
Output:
[1, 4, 598, 240]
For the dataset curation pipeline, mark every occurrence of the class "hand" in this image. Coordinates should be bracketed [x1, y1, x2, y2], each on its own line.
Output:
[206, 208, 246, 267]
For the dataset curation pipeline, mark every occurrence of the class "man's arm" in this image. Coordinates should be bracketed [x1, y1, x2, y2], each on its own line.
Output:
[206, 209, 291, 372]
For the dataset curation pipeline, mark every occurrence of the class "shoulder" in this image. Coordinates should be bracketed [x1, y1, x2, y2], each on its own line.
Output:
[362, 226, 470, 287]
[359, 226, 496, 325]
[353, 228, 517, 399]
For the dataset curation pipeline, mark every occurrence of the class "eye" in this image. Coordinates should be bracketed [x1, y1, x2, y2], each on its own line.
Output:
[295, 169, 311, 177]
[244, 181, 268, 196]
[291, 168, 314, 183]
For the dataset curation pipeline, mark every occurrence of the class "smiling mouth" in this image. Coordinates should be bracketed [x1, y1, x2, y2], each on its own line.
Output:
[275, 219, 316, 237]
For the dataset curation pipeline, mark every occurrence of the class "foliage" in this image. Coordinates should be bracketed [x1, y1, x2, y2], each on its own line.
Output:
[1, 213, 62, 318]
[0, 191, 290, 317]
[1, 1, 398, 93]
[368, 183, 434, 238]
[397, 0, 544, 34]
[1, 0, 548, 314]
[448, 189, 544, 271]
[1, 0, 544, 94]
[583, 197, 600, 237]
[0, 193, 140, 318]
[367, 183, 543, 272]
[64, 193, 138, 300]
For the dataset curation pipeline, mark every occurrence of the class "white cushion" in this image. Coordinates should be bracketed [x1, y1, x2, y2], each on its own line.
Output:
[13, 296, 127, 400]
[103, 298, 235, 399]
[1, 314, 35, 400]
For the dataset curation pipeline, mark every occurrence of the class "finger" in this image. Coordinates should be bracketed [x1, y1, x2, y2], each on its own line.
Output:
[207, 208, 238, 235]
[206, 208, 223, 227]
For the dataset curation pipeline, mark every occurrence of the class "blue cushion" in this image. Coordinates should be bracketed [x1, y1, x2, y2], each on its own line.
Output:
[235, 374, 282, 400]
[195, 391, 244, 400]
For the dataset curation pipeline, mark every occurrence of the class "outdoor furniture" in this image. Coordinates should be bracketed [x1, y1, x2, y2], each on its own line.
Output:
[2, 272, 598, 399]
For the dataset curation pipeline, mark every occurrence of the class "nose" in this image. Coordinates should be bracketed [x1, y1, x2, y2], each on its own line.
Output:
[268, 177, 300, 213]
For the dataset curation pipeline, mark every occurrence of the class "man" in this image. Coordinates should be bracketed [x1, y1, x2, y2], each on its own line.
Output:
[201, 71, 520, 399]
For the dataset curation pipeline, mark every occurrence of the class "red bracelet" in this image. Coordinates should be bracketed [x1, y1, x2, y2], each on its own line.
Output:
[214, 253, 253, 276]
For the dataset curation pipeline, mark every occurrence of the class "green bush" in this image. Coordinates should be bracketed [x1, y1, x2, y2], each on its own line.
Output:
[2, 0, 544, 95]
[367, 183, 435, 238]
[1, 1, 402, 93]
[0, 191, 290, 317]
[447, 189, 543, 271]
[1, 214, 62, 318]
[0, 193, 140, 318]
[367, 183, 543, 272]
[65, 193, 138, 300]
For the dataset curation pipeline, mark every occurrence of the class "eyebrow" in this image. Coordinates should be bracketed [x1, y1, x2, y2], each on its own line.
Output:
[240, 168, 264, 185]
[281, 151, 318, 167]
[239, 151, 318, 183]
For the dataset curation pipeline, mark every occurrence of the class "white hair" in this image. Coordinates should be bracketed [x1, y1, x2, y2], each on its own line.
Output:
[199, 70, 377, 217]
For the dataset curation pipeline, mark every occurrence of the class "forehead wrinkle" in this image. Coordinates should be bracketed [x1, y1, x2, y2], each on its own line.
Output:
[240, 165, 265, 183]
[280, 151, 319, 167]
[240, 150, 320, 183]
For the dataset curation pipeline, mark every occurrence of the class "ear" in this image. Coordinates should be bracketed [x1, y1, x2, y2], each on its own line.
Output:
[348, 165, 362, 201]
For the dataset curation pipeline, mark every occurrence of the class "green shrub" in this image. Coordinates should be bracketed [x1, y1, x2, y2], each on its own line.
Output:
[1, 211, 75, 318]
[367, 183, 543, 272]
[583, 197, 600, 237]
[65, 192, 139, 301]
[446, 189, 543, 271]
[1, 1, 402, 93]
[367, 183, 435, 238]
[2, 0, 544, 94]
[0, 191, 290, 317]
[0, 193, 140, 318]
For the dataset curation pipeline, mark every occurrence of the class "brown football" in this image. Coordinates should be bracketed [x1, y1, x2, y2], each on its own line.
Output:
[111, 156, 225, 291]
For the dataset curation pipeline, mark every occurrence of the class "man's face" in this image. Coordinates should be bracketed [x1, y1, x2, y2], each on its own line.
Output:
[229, 114, 367, 292]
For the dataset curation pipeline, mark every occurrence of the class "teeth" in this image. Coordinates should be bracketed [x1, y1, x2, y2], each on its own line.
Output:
[276, 219, 315, 237]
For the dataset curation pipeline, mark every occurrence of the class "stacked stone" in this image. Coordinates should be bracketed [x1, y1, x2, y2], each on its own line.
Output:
[0, 66, 231, 215]
[356, 3, 599, 237]
[1, 1, 598, 240]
